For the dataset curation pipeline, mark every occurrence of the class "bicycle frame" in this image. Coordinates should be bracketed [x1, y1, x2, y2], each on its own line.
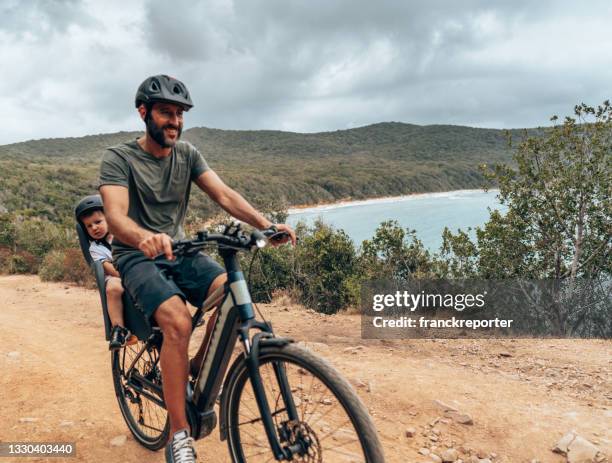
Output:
[187, 245, 301, 460]
[120, 241, 301, 460]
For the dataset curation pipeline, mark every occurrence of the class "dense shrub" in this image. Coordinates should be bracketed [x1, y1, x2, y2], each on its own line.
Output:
[0, 245, 13, 272]
[8, 251, 38, 274]
[245, 245, 295, 303]
[0, 214, 16, 246]
[14, 218, 72, 259]
[359, 220, 436, 281]
[39, 250, 66, 281]
[294, 220, 360, 314]
[39, 248, 93, 286]
[0, 215, 79, 277]
[62, 248, 94, 286]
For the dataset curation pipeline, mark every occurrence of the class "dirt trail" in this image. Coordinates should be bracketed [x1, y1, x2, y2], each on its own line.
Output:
[0, 275, 609, 462]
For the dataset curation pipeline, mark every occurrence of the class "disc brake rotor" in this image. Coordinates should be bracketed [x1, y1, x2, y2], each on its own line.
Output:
[286, 421, 321, 463]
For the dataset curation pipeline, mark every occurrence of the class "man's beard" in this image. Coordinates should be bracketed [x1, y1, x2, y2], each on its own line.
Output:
[146, 117, 182, 148]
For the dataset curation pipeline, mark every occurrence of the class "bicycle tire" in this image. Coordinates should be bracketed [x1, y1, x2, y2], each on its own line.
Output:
[111, 339, 170, 450]
[223, 343, 384, 462]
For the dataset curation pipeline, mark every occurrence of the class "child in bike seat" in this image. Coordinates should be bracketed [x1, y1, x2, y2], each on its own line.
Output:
[76, 195, 134, 350]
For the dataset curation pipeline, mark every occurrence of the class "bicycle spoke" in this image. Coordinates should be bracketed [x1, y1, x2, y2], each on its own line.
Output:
[299, 366, 317, 423]
[234, 428, 263, 447]
[301, 387, 326, 426]
[298, 364, 307, 422]
[139, 420, 165, 433]
[307, 401, 343, 429]
[113, 340, 168, 448]
[322, 436, 361, 452]
[319, 419, 350, 442]
[262, 363, 280, 414]
[238, 406, 288, 427]
[244, 448, 273, 459]
[239, 435, 267, 448]
[232, 352, 377, 463]
[237, 388, 261, 419]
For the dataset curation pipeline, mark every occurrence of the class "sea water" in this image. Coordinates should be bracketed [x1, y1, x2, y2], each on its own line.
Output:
[287, 189, 506, 252]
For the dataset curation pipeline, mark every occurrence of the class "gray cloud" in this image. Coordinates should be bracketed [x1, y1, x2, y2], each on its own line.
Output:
[0, 0, 98, 39]
[1, 0, 611, 144]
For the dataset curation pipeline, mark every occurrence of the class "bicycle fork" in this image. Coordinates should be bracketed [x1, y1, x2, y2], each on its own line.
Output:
[243, 330, 303, 461]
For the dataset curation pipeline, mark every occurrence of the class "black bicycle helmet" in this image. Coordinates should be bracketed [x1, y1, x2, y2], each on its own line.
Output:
[134, 74, 194, 110]
[75, 195, 103, 221]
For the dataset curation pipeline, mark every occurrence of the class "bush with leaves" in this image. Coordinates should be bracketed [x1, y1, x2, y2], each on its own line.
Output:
[39, 249, 67, 281]
[293, 220, 360, 314]
[39, 248, 94, 286]
[0, 213, 17, 248]
[359, 220, 436, 281]
[7, 251, 38, 274]
[442, 101, 611, 281]
[14, 218, 73, 259]
[244, 244, 295, 303]
[439, 102, 611, 336]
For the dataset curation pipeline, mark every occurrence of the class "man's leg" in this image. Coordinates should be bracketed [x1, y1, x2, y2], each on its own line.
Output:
[154, 295, 193, 435]
[190, 273, 227, 376]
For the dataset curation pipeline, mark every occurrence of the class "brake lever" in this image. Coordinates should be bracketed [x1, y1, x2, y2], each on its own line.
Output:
[269, 231, 289, 242]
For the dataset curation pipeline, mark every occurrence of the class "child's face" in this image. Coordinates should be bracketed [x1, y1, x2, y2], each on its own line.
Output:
[81, 210, 108, 240]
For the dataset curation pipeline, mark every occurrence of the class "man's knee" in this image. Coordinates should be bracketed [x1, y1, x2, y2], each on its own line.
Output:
[208, 273, 227, 295]
[106, 278, 124, 297]
[154, 296, 191, 344]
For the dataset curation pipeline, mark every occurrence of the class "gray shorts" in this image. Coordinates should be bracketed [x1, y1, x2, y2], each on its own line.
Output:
[116, 252, 225, 321]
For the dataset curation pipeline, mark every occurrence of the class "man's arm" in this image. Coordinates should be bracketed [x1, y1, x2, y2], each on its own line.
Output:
[99, 184, 174, 259]
[194, 170, 296, 244]
[195, 170, 272, 229]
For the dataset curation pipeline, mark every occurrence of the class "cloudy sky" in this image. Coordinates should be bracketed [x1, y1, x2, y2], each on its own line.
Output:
[1, 0, 611, 145]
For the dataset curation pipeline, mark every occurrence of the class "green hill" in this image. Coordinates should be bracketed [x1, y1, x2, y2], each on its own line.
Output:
[0, 122, 524, 224]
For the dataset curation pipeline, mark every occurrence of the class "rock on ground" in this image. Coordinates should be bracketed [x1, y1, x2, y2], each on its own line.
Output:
[552, 432, 606, 463]
[441, 448, 459, 462]
[110, 435, 127, 447]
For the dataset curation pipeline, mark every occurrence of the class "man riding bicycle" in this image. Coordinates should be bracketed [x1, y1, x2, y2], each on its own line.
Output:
[98, 74, 296, 463]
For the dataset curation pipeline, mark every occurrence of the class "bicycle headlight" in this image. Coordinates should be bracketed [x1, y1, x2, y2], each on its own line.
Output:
[250, 230, 267, 249]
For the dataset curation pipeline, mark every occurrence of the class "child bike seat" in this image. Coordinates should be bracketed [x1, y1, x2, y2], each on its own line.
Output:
[75, 221, 153, 341]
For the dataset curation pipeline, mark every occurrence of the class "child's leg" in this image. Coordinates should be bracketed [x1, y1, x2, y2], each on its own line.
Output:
[106, 277, 125, 327]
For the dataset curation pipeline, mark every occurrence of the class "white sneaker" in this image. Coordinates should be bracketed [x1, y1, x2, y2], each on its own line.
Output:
[165, 429, 197, 463]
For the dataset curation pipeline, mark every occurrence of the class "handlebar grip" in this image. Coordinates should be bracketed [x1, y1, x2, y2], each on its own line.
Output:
[262, 226, 288, 240]
[269, 231, 290, 241]
[252, 229, 266, 242]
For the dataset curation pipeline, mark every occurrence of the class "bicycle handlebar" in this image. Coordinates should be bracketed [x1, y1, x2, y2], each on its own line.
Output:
[168, 225, 289, 258]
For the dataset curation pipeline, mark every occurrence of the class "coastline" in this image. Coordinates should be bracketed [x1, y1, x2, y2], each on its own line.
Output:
[287, 188, 499, 215]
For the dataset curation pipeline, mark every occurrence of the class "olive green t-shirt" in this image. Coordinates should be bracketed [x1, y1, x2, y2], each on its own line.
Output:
[98, 139, 210, 260]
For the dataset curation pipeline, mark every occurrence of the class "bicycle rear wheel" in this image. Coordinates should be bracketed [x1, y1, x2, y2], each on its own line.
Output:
[223, 343, 384, 462]
[111, 337, 169, 450]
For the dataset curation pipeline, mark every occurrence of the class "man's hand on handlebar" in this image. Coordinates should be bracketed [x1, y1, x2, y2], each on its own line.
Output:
[138, 233, 174, 260]
[266, 223, 297, 247]
[137, 224, 295, 260]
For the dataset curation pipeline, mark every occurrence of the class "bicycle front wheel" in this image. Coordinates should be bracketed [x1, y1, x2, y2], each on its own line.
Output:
[223, 343, 384, 462]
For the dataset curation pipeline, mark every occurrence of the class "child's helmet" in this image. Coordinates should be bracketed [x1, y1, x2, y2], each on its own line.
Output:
[75, 195, 103, 221]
